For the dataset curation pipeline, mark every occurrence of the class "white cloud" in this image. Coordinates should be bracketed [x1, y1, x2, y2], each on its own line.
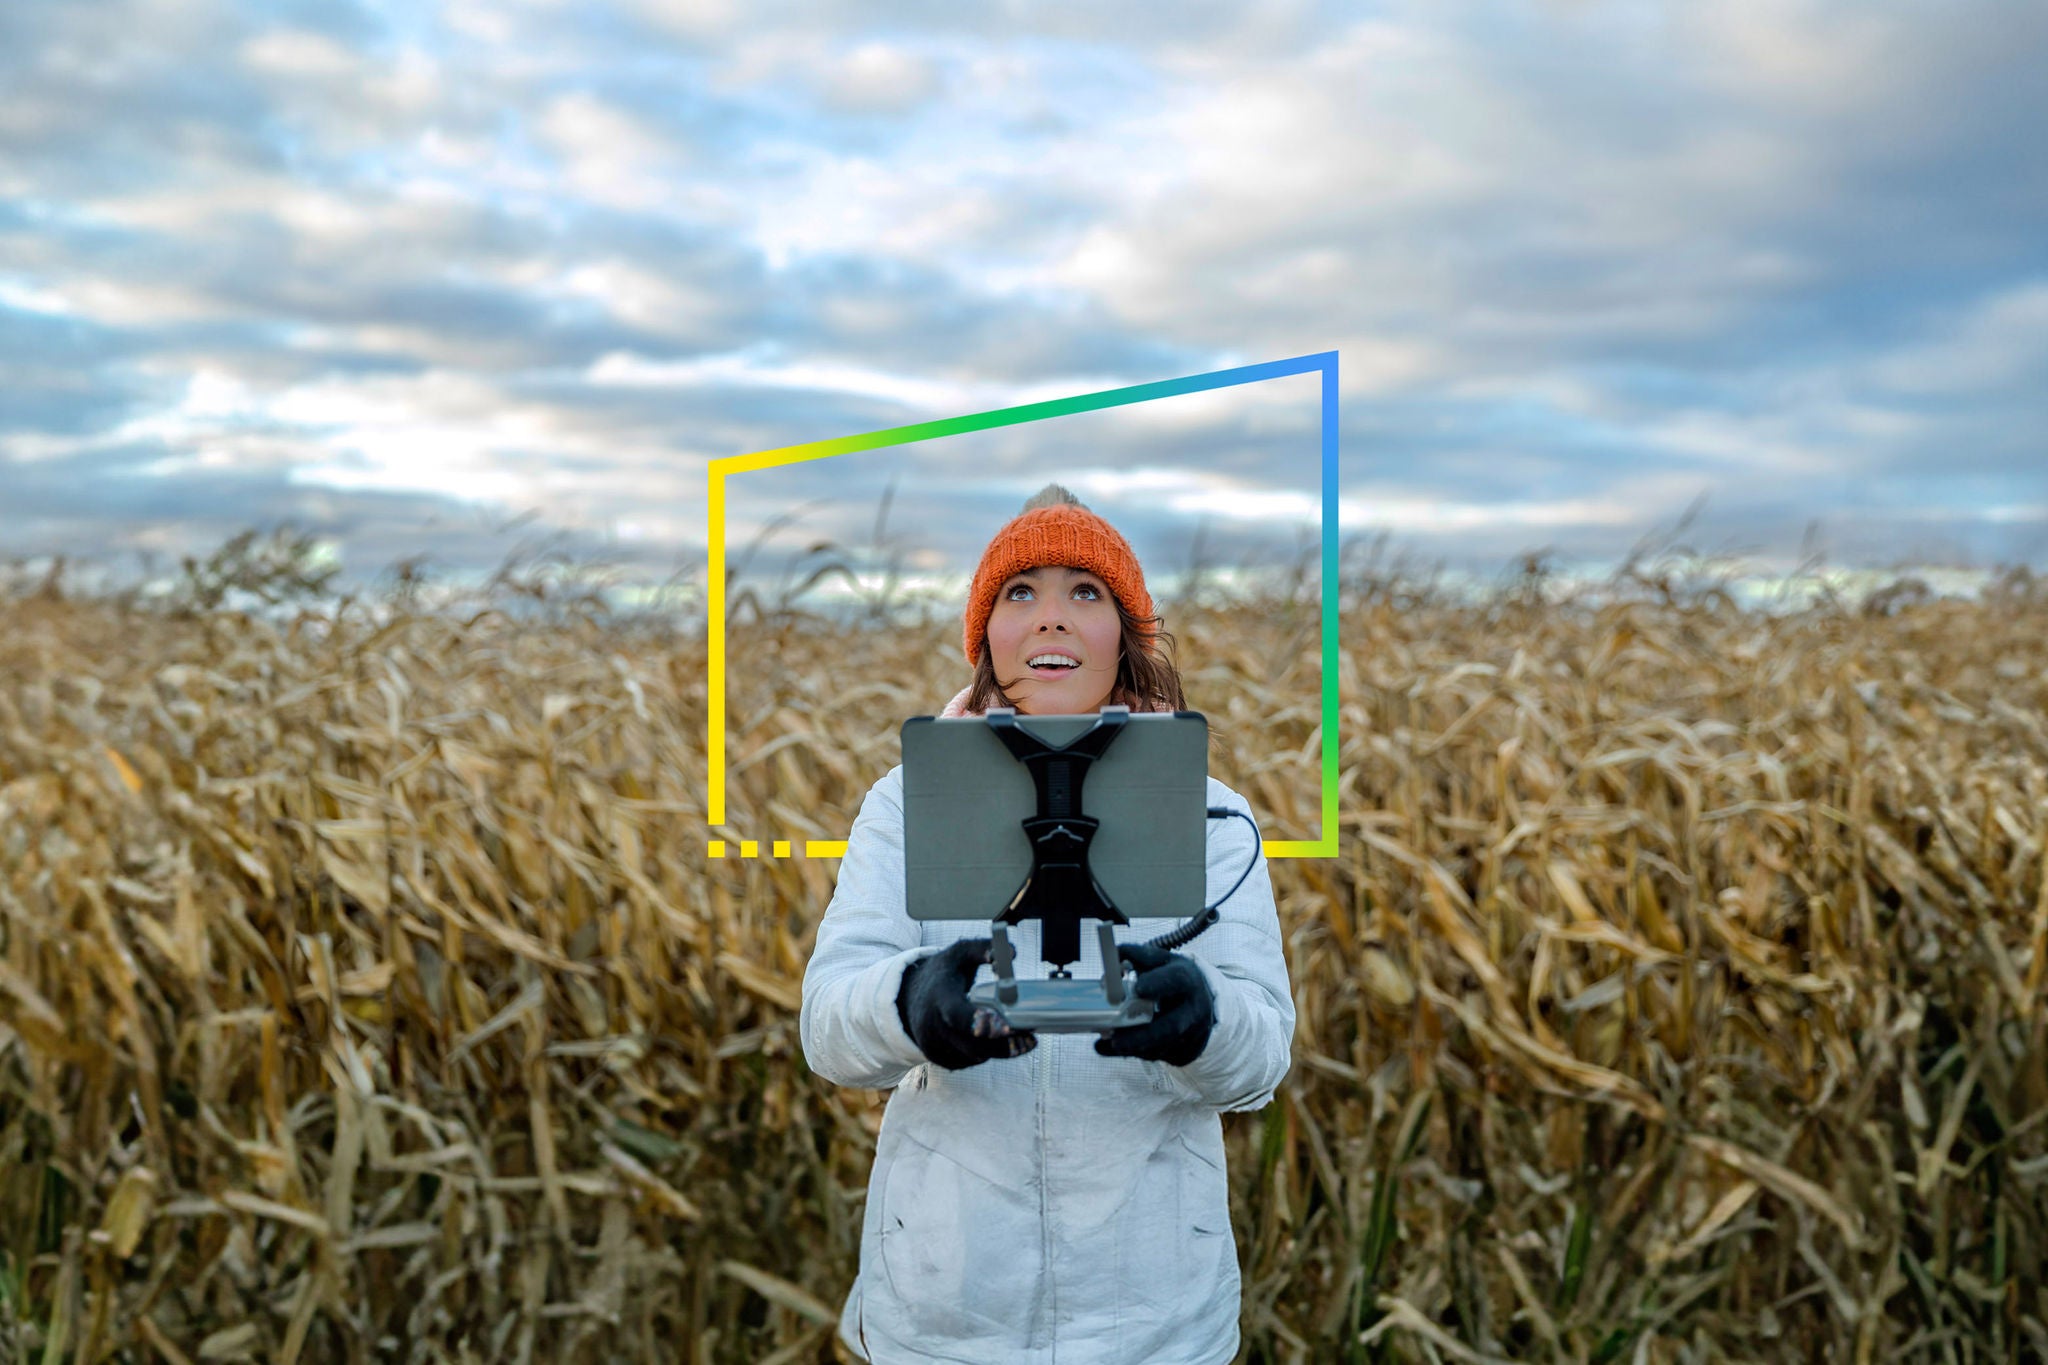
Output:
[822, 41, 943, 114]
[1057, 464, 1679, 535]
[240, 28, 358, 80]
[1342, 492, 1646, 534]
[743, 150, 1024, 274]
[537, 92, 693, 211]
[587, 347, 1132, 417]
[1983, 504, 2047, 525]
[618, 0, 746, 45]
[257, 368, 706, 518]
[6, 0, 2043, 575]
[0, 278, 76, 316]
[1869, 282, 2048, 397]
[1676, 2, 1898, 111]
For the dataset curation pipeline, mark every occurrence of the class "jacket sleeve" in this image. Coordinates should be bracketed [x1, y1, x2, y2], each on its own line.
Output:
[800, 769, 933, 1090]
[1161, 782, 1296, 1112]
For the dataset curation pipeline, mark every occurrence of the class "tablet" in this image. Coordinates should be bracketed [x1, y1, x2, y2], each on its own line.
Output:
[900, 710, 1208, 924]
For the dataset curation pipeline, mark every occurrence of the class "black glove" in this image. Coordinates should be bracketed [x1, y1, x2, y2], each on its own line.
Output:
[1093, 942, 1216, 1067]
[896, 938, 1039, 1071]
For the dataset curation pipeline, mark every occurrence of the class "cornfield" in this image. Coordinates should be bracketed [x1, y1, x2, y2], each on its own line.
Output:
[2, 550, 2046, 1362]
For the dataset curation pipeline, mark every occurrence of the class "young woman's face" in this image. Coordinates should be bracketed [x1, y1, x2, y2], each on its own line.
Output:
[985, 565, 1122, 714]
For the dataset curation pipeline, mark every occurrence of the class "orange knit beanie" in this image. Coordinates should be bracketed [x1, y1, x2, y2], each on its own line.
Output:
[962, 487, 1156, 667]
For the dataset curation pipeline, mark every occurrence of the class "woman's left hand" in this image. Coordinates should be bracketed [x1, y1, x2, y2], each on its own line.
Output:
[1093, 942, 1216, 1067]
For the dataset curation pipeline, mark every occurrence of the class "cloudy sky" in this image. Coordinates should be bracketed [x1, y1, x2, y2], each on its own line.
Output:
[4, 0, 2046, 600]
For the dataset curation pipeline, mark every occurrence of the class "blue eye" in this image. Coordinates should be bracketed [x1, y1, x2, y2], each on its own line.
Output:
[1005, 580, 1100, 601]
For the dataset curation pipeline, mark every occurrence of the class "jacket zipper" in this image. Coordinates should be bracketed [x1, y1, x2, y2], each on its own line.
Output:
[1038, 946, 1055, 1361]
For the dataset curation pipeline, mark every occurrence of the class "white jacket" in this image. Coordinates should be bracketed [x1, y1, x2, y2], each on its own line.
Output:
[800, 764, 1295, 1365]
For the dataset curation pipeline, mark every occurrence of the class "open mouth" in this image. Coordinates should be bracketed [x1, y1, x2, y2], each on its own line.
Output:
[1026, 656, 1080, 677]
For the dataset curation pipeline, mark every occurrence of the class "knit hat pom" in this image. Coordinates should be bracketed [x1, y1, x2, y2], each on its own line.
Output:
[961, 485, 1156, 667]
[1020, 482, 1085, 514]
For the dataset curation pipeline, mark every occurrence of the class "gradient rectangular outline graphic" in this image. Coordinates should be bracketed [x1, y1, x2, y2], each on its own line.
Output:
[708, 351, 1340, 859]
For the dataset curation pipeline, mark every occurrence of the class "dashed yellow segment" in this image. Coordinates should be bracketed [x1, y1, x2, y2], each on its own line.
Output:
[708, 839, 847, 859]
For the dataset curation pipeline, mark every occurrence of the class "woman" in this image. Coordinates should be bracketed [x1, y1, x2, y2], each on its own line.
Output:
[800, 484, 1295, 1364]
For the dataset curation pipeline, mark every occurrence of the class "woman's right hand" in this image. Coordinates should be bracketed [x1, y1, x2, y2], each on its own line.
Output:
[896, 938, 1039, 1070]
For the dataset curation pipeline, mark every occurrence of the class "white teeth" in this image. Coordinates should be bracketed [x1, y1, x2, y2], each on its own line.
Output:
[1027, 654, 1079, 668]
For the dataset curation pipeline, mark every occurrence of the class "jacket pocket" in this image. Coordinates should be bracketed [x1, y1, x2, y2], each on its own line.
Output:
[873, 1133, 1040, 1345]
[1175, 1128, 1239, 1324]
[1104, 1129, 1238, 1358]
[1177, 1131, 1236, 1243]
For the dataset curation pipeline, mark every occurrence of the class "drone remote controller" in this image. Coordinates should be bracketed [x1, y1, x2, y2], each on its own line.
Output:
[966, 922, 1157, 1034]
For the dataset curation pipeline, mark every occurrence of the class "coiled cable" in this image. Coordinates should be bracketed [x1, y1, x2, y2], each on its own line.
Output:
[1139, 806, 1262, 952]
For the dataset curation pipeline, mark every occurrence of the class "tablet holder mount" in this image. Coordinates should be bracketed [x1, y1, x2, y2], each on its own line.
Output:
[966, 706, 1159, 1034]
